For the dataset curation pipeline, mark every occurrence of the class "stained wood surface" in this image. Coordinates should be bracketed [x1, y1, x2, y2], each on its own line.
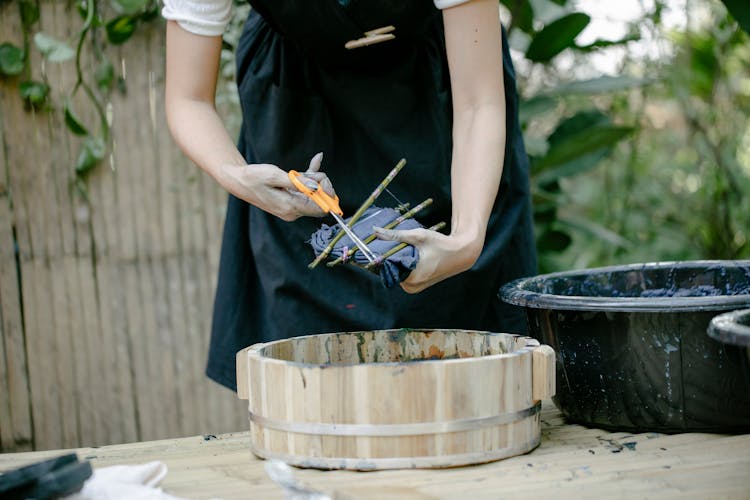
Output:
[0, 2, 246, 451]
[1, 401, 748, 499]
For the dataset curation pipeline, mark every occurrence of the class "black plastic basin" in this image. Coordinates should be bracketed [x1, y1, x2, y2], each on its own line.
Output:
[500, 260, 750, 433]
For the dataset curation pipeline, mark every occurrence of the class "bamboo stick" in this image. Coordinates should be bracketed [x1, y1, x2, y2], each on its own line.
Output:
[364, 221, 447, 271]
[396, 202, 410, 213]
[308, 159, 407, 268]
[326, 198, 433, 267]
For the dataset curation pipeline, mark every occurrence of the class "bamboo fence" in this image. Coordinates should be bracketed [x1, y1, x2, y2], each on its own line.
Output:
[0, 2, 246, 452]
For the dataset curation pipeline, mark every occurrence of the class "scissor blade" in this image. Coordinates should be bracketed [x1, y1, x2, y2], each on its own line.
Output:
[330, 213, 377, 264]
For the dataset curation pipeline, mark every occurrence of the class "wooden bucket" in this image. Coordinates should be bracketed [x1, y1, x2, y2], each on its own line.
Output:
[236, 329, 555, 470]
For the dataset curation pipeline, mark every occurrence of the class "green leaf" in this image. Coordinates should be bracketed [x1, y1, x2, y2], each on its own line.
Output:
[533, 205, 557, 225]
[64, 102, 89, 136]
[535, 126, 633, 171]
[111, 0, 149, 15]
[34, 33, 75, 63]
[686, 33, 719, 99]
[95, 58, 115, 91]
[721, 0, 750, 34]
[533, 110, 634, 172]
[0, 43, 25, 76]
[77, 0, 88, 20]
[76, 136, 106, 176]
[525, 12, 591, 63]
[519, 95, 557, 124]
[542, 76, 648, 96]
[558, 214, 632, 249]
[574, 34, 640, 52]
[536, 178, 560, 194]
[534, 149, 609, 185]
[548, 109, 609, 145]
[19, 80, 49, 107]
[500, 0, 534, 34]
[19, 0, 40, 28]
[106, 16, 138, 45]
[74, 176, 91, 201]
[523, 135, 549, 157]
[139, 1, 160, 21]
[537, 229, 572, 252]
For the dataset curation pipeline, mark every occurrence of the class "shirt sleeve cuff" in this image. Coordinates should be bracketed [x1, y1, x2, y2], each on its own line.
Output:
[434, 0, 473, 9]
[161, 0, 232, 37]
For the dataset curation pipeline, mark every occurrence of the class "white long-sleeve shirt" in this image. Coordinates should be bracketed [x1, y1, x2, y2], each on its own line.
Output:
[162, 0, 472, 36]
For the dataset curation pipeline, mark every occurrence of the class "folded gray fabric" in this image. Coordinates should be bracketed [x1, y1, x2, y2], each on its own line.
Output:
[309, 206, 422, 288]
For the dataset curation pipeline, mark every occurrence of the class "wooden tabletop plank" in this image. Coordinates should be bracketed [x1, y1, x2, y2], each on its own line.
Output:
[1, 403, 748, 499]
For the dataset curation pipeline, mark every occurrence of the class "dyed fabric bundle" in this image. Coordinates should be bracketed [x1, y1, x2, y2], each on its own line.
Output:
[309, 206, 421, 288]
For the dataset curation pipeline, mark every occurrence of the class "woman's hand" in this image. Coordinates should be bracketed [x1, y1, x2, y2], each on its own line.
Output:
[218, 152, 336, 221]
[374, 226, 484, 294]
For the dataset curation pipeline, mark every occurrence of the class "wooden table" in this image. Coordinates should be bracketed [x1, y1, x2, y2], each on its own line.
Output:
[2, 402, 748, 499]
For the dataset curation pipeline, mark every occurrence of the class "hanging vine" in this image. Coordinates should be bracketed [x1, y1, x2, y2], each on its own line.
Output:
[0, 0, 160, 196]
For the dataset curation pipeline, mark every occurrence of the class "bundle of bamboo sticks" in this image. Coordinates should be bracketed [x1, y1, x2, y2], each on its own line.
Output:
[308, 159, 446, 271]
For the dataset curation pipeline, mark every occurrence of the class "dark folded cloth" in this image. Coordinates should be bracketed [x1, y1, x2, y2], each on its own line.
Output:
[0, 453, 92, 500]
[309, 206, 421, 288]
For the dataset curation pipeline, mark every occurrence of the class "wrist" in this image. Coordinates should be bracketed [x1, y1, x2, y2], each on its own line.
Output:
[450, 204, 490, 242]
[215, 162, 252, 195]
[449, 224, 486, 264]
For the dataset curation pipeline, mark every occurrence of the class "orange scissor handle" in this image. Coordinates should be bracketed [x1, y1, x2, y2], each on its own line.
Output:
[288, 170, 343, 216]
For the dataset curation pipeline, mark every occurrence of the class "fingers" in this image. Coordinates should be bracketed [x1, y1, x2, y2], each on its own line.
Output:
[373, 227, 429, 246]
[290, 191, 327, 217]
[256, 165, 325, 218]
[304, 172, 336, 197]
[272, 189, 326, 220]
[373, 226, 429, 293]
[255, 164, 296, 190]
[303, 152, 335, 197]
[306, 152, 323, 173]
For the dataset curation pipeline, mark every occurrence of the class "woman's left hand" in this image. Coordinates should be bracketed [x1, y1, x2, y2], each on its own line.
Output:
[373, 227, 483, 294]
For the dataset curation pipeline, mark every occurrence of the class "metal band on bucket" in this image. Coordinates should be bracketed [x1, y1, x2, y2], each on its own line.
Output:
[248, 402, 540, 437]
[251, 435, 542, 470]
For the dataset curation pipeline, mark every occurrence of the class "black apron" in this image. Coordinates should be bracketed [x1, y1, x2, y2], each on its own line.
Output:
[207, 0, 537, 390]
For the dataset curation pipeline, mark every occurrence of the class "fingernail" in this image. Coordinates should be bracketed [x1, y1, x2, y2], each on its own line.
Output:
[373, 226, 391, 240]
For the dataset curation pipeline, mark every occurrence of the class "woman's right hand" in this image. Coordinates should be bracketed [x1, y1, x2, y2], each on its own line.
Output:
[217, 152, 336, 221]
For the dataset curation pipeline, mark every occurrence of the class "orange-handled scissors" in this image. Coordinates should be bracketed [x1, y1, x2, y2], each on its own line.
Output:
[288, 170, 378, 264]
[288, 170, 344, 216]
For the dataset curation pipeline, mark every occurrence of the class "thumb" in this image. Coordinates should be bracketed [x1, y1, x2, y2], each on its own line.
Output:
[373, 226, 428, 246]
[306, 152, 324, 173]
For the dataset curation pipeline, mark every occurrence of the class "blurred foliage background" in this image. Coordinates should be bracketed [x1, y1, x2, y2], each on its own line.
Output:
[499, 0, 750, 273]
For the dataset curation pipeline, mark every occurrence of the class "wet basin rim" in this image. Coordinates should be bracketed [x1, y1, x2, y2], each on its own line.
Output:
[500, 260, 750, 313]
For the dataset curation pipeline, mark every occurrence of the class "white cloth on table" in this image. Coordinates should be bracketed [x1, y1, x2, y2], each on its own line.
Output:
[162, 0, 474, 36]
[63, 461, 193, 500]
